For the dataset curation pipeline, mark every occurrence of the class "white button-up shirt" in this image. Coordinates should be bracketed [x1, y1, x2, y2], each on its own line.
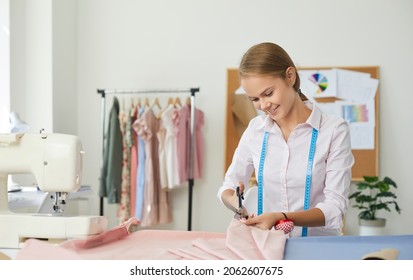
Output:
[218, 101, 354, 237]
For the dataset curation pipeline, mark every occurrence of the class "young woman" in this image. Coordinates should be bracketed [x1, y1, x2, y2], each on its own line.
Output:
[217, 42, 354, 237]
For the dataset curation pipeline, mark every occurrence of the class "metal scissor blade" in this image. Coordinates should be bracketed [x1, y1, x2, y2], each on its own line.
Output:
[224, 199, 249, 219]
[236, 186, 249, 219]
[234, 206, 249, 219]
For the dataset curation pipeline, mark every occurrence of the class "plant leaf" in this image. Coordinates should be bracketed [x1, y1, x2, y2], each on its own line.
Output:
[356, 194, 374, 203]
[363, 176, 378, 183]
[349, 191, 361, 199]
[376, 192, 397, 198]
[356, 182, 370, 190]
[377, 181, 389, 192]
[383, 177, 397, 188]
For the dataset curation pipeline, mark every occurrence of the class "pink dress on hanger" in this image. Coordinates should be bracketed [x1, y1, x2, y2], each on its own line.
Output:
[129, 104, 139, 217]
[135, 108, 171, 226]
[175, 105, 205, 184]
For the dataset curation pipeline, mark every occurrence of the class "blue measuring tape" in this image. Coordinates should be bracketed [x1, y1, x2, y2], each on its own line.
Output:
[257, 131, 269, 216]
[257, 128, 318, 237]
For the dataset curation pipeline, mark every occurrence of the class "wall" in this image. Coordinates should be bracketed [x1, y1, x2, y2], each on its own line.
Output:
[52, 0, 77, 135]
[0, 0, 10, 133]
[12, 0, 413, 235]
[10, 0, 77, 186]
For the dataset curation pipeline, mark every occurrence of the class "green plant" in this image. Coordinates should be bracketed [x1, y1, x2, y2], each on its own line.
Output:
[349, 176, 401, 220]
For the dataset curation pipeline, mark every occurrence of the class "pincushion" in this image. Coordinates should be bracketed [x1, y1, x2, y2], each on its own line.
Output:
[274, 219, 294, 234]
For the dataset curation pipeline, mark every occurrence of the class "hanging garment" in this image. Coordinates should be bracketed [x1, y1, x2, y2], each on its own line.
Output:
[193, 107, 205, 179]
[99, 97, 123, 204]
[157, 117, 168, 190]
[134, 108, 160, 227]
[117, 105, 133, 224]
[129, 104, 139, 218]
[157, 114, 173, 224]
[175, 104, 205, 185]
[175, 105, 189, 185]
[132, 107, 146, 221]
[160, 104, 180, 189]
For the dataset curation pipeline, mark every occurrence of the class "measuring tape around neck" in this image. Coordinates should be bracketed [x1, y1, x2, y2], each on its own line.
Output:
[257, 128, 318, 237]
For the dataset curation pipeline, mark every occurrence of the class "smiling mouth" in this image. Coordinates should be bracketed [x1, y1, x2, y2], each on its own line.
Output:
[267, 105, 280, 115]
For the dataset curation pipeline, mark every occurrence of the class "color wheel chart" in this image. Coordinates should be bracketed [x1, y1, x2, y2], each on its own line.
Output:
[342, 104, 369, 123]
[309, 73, 328, 94]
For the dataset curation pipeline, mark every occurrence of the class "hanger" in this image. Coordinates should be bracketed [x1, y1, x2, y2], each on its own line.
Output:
[167, 97, 174, 105]
[186, 96, 191, 106]
[144, 97, 150, 108]
[174, 97, 182, 108]
[150, 97, 162, 110]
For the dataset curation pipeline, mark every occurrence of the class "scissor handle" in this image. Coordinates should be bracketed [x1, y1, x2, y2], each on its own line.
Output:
[236, 186, 243, 208]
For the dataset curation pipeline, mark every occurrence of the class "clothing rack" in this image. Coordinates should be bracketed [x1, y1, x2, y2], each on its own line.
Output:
[97, 87, 200, 231]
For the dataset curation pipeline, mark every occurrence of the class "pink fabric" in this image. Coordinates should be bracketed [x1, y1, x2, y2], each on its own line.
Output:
[175, 106, 205, 184]
[193, 107, 205, 179]
[16, 219, 286, 260]
[191, 238, 242, 259]
[135, 109, 170, 227]
[175, 105, 189, 185]
[129, 106, 138, 218]
[61, 217, 140, 250]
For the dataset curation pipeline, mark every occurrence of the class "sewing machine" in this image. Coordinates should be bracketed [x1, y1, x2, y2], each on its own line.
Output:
[0, 133, 108, 248]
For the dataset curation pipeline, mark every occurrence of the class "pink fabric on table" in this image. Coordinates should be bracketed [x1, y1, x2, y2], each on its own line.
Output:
[167, 245, 220, 260]
[192, 238, 242, 260]
[226, 219, 286, 260]
[61, 217, 140, 251]
[16, 219, 286, 260]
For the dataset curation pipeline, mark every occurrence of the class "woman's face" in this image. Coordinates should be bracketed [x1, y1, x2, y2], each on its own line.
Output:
[241, 72, 296, 123]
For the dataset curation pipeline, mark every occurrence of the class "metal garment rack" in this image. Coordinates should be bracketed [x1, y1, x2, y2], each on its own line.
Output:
[97, 87, 200, 231]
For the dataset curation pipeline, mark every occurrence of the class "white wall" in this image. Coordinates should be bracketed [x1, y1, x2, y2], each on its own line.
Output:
[52, 0, 77, 135]
[10, 0, 53, 133]
[10, 0, 77, 135]
[11, 0, 413, 235]
[23, 0, 53, 133]
[0, 0, 10, 133]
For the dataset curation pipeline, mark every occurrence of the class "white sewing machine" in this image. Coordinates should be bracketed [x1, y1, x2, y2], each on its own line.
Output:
[0, 133, 108, 249]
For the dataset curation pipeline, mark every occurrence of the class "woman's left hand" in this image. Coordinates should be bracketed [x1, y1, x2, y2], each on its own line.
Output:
[242, 212, 280, 230]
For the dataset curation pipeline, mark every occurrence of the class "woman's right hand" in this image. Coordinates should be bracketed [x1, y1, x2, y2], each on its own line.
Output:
[221, 181, 246, 214]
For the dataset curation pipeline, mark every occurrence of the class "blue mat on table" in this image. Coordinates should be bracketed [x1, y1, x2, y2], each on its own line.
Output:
[284, 234, 413, 260]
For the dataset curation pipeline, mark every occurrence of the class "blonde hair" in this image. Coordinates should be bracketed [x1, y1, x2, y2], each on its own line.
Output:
[239, 42, 307, 101]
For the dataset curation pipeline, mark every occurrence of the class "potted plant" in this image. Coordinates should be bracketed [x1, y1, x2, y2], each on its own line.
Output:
[349, 176, 401, 236]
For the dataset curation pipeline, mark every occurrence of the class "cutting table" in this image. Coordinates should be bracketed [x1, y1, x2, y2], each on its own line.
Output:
[284, 234, 413, 260]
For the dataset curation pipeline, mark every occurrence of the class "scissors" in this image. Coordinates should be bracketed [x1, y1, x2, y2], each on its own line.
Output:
[226, 186, 249, 219]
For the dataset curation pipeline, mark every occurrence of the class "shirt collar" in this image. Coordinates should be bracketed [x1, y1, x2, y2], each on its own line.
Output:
[304, 101, 321, 131]
[257, 100, 322, 132]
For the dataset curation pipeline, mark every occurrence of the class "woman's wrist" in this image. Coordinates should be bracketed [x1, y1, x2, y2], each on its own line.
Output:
[274, 212, 295, 234]
[275, 212, 290, 226]
[281, 212, 289, 220]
